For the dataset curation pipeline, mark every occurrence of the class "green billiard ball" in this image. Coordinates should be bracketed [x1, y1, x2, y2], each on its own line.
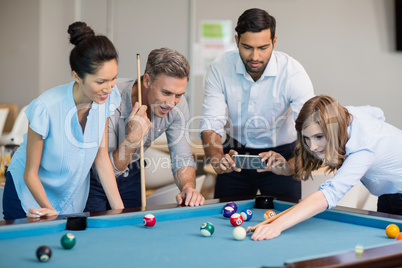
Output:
[61, 233, 76, 249]
[200, 222, 215, 237]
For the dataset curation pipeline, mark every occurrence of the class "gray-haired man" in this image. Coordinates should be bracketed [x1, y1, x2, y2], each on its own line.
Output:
[86, 48, 205, 212]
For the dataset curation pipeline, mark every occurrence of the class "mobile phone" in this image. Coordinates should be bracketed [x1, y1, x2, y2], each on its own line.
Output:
[232, 154, 266, 169]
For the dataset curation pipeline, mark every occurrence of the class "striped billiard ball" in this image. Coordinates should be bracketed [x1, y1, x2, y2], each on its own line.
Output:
[200, 222, 215, 237]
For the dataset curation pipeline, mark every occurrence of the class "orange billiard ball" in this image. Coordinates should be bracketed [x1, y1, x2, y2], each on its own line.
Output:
[263, 210, 276, 220]
[385, 224, 400, 238]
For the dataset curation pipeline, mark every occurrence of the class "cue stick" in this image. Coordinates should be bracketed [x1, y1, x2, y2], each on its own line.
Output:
[250, 205, 296, 232]
[137, 53, 146, 210]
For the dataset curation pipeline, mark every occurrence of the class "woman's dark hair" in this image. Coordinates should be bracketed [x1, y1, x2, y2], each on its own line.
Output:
[68, 21, 118, 79]
[235, 8, 276, 41]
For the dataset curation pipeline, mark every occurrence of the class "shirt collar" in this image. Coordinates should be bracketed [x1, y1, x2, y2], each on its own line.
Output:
[235, 51, 278, 81]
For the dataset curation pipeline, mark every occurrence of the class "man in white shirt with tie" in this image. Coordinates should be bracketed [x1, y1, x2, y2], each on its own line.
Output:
[200, 8, 314, 200]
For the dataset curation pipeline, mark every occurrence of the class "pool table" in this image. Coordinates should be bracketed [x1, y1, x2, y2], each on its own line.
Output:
[1, 197, 402, 268]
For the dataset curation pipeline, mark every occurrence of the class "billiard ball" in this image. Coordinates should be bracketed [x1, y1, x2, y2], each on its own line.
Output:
[143, 214, 156, 227]
[230, 213, 243, 226]
[397, 232, 402, 241]
[200, 222, 215, 237]
[233, 226, 247, 240]
[223, 206, 235, 218]
[354, 244, 364, 258]
[263, 210, 276, 220]
[61, 233, 76, 249]
[386, 224, 400, 238]
[36, 245, 52, 262]
[225, 202, 237, 212]
[240, 208, 253, 221]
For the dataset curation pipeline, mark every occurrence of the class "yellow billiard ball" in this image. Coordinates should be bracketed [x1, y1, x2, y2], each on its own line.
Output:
[385, 224, 400, 239]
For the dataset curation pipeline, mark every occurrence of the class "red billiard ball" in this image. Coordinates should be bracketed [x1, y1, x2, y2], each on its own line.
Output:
[264, 210, 276, 220]
[230, 213, 243, 226]
[143, 214, 156, 227]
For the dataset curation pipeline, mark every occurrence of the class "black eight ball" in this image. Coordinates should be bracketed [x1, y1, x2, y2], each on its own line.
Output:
[36, 245, 52, 262]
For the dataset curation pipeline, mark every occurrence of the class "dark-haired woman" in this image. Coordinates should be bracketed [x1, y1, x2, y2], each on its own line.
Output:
[2, 22, 124, 220]
[248, 95, 402, 240]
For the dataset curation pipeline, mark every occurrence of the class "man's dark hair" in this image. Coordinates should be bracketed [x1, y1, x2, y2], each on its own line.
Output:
[235, 8, 276, 41]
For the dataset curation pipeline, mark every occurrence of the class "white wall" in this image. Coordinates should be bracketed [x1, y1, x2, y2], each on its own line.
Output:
[1, 0, 401, 129]
[191, 0, 402, 128]
[0, 0, 40, 108]
[111, 0, 189, 80]
[39, 0, 75, 93]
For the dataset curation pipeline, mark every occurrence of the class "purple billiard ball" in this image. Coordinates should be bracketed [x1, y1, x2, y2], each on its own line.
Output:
[225, 202, 237, 212]
[223, 206, 236, 218]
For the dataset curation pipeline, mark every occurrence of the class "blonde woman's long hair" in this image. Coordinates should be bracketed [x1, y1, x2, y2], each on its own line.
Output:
[294, 95, 351, 181]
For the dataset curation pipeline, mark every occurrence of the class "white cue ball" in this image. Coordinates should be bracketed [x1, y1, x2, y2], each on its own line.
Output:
[232, 226, 247, 240]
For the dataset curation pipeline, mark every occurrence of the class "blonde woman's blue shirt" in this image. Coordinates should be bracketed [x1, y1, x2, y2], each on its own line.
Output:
[8, 81, 121, 214]
[319, 106, 402, 209]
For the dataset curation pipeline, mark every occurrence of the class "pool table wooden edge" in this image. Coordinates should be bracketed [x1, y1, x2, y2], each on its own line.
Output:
[282, 241, 402, 268]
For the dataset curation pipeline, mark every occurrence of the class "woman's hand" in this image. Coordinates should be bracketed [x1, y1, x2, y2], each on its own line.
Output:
[246, 222, 282, 241]
[26, 207, 58, 218]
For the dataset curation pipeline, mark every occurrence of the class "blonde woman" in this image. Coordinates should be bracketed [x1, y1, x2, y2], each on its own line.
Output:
[249, 95, 402, 240]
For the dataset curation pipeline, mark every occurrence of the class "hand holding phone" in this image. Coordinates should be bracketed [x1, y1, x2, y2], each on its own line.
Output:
[232, 154, 266, 169]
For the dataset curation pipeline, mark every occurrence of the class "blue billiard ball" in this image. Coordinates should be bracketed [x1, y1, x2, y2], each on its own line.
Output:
[240, 208, 253, 221]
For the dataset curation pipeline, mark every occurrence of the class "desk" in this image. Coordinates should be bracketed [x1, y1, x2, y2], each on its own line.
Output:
[1, 198, 402, 267]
